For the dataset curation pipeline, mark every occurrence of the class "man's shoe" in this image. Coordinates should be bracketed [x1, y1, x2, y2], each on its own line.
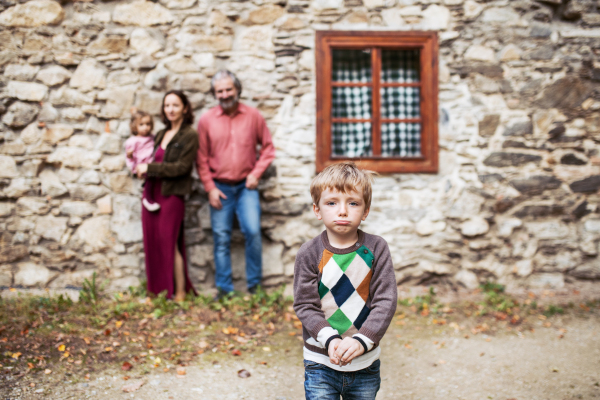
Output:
[248, 285, 260, 295]
[213, 289, 232, 301]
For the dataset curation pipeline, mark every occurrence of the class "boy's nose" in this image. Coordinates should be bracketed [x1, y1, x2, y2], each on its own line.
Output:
[339, 204, 348, 216]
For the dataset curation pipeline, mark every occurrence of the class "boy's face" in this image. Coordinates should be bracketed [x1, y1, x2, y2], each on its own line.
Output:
[313, 188, 369, 238]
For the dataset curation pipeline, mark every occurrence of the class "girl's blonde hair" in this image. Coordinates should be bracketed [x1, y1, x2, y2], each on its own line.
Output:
[310, 162, 376, 209]
[129, 108, 154, 136]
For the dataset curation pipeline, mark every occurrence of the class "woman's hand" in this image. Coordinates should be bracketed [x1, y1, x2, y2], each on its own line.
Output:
[136, 163, 148, 179]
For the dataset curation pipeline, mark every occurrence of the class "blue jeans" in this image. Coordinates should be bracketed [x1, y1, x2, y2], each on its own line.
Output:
[210, 180, 262, 293]
[304, 359, 381, 400]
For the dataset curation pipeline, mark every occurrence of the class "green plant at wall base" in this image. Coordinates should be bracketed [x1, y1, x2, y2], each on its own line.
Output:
[79, 272, 101, 308]
[399, 287, 439, 314]
[478, 282, 517, 315]
[543, 305, 564, 317]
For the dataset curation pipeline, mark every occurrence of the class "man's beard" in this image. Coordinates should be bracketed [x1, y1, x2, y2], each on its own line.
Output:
[219, 95, 239, 111]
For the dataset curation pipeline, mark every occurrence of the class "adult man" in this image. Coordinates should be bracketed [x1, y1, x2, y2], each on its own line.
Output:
[197, 70, 276, 298]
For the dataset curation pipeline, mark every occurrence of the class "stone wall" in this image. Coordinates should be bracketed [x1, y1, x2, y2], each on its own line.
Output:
[1, 0, 599, 294]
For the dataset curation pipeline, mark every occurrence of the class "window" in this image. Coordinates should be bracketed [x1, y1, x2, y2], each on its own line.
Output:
[315, 31, 439, 173]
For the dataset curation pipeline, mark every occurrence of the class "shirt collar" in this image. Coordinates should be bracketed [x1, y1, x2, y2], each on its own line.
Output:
[216, 102, 246, 117]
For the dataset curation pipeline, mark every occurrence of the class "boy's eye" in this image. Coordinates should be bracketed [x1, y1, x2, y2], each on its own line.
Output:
[349, 202, 359, 206]
[326, 201, 336, 206]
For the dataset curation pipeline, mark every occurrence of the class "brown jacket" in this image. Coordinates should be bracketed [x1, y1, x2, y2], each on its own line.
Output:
[146, 124, 199, 197]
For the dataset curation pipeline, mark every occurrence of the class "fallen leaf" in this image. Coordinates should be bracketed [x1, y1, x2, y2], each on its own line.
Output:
[231, 349, 242, 356]
[438, 360, 446, 364]
[44, 369, 52, 375]
[83, 338, 91, 345]
[259, 361, 267, 365]
[404, 344, 412, 349]
[122, 362, 133, 371]
[11, 352, 21, 359]
[27, 363, 34, 369]
[104, 347, 113, 353]
[123, 376, 130, 380]
[262, 347, 270, 352]
[177, 366, 186, 376]
[58, 345, 65, 352]
[104, 329, 111, 336]
[238, 369, 251, 378]
[116, 321, 123, 329]
[121, 379, 145, 393]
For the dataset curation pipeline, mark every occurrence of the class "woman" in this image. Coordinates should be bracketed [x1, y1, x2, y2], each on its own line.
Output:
[136, 90, 198, 301]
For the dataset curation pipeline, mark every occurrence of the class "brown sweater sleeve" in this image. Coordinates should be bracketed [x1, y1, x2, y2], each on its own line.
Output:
[357, 235, 398, 345]
[293, 240, 331, 340]
[147, 128, 199, 179]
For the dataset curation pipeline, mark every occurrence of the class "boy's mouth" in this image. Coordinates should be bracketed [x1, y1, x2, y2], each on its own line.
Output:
[334, 220, 351, 225]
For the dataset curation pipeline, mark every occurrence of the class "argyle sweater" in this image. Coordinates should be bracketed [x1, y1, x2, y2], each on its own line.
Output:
[293, 230, 397, 356]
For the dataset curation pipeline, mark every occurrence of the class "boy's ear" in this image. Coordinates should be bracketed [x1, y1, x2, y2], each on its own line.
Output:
[312, 203, 322, 220]
[361, 207, 370, 221]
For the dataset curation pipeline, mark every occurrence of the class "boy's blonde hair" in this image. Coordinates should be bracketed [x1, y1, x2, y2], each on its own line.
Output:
[310, 162, 376, 209]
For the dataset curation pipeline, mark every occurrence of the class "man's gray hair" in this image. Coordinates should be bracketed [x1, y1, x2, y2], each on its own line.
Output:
[210, 69, 242, 97]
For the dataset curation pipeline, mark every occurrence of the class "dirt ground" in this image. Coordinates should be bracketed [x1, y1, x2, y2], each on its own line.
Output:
[4, 310, 599, 400]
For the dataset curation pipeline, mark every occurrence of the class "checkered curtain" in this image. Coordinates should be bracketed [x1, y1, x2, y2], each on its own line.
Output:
[381, 50, 421, 157]
[331, 49, 372, 157]
[330, 49, 421, 158]
[331, 49, 371, 82]
[381, 49, 420, 83]
[332, 123, 372, 157]
[381, 123, 421, 157]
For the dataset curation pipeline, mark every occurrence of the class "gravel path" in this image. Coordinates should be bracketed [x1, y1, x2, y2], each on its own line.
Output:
[5, 312, 599, 400]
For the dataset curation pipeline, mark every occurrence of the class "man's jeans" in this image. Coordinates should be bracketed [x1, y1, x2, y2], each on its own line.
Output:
[210, 180, 262, 293]
[304, 359, 381, 400]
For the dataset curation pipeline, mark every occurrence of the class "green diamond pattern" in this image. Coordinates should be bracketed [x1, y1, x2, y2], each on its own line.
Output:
[332, 253, 356, 272]
[327, 309, 352, 334]
[356, 246, 374, 269]
[318, 281, 329, 299]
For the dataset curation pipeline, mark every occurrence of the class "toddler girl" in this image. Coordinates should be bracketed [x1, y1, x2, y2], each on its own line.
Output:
[125, 110, 160, 212]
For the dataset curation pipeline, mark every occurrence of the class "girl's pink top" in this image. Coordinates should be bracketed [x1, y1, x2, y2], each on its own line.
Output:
[124, 135, 155, 172]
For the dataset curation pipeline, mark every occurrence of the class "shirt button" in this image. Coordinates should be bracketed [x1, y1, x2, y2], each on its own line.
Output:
[363, 249, 368, 254]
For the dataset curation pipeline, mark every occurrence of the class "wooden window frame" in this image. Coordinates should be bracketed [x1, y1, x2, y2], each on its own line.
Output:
[315, 31, 439, 173]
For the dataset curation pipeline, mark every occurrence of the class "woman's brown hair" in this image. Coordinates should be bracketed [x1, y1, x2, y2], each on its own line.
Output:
[161, 90, 194, 130]
[129, 109, 154, 136]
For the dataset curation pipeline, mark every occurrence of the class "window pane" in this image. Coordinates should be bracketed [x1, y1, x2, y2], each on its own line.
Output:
[332, 49, 371, 82]
[381, 50, 420, 83]
[381, 87, 420, 119]
[332, 87, 372, 119]
[381, 123, 421, 157]
[332, 123, 372, 157]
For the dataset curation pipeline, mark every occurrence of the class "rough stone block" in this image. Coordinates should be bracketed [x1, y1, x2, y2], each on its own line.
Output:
[483, 152, 542, 167]
[0, 155, 18, 178]
[510, 175, 562, 195]
[569, 175, 600, 193]
[14, 263, 54, 287]
[35, 215, 68, 241]
[1, 101, 39, 128]
[113, 0, 174, 26]
[0, 0, 64, 27]
[16, 196, 49, 216]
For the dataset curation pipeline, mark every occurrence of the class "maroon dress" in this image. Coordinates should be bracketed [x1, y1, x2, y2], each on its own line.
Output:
[141, 146, 196, 298]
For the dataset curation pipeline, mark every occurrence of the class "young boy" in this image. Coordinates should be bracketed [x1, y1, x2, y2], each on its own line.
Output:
[293, 162, 397, 400]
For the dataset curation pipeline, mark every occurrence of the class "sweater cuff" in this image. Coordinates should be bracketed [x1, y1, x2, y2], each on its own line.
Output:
[357, 326, 379, 345]
[325, 335, 342, 352]
[317, 327, 339, 348]
[352, 333, 374, 353]
[309, 319, 332, 340]
[146, 163, 160, 177]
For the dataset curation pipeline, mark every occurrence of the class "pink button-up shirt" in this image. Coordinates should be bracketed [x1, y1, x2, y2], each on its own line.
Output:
[196, 103, 276, 193]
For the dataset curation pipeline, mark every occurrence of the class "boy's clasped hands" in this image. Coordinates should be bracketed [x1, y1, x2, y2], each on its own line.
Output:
[328, 337, 364, 366]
